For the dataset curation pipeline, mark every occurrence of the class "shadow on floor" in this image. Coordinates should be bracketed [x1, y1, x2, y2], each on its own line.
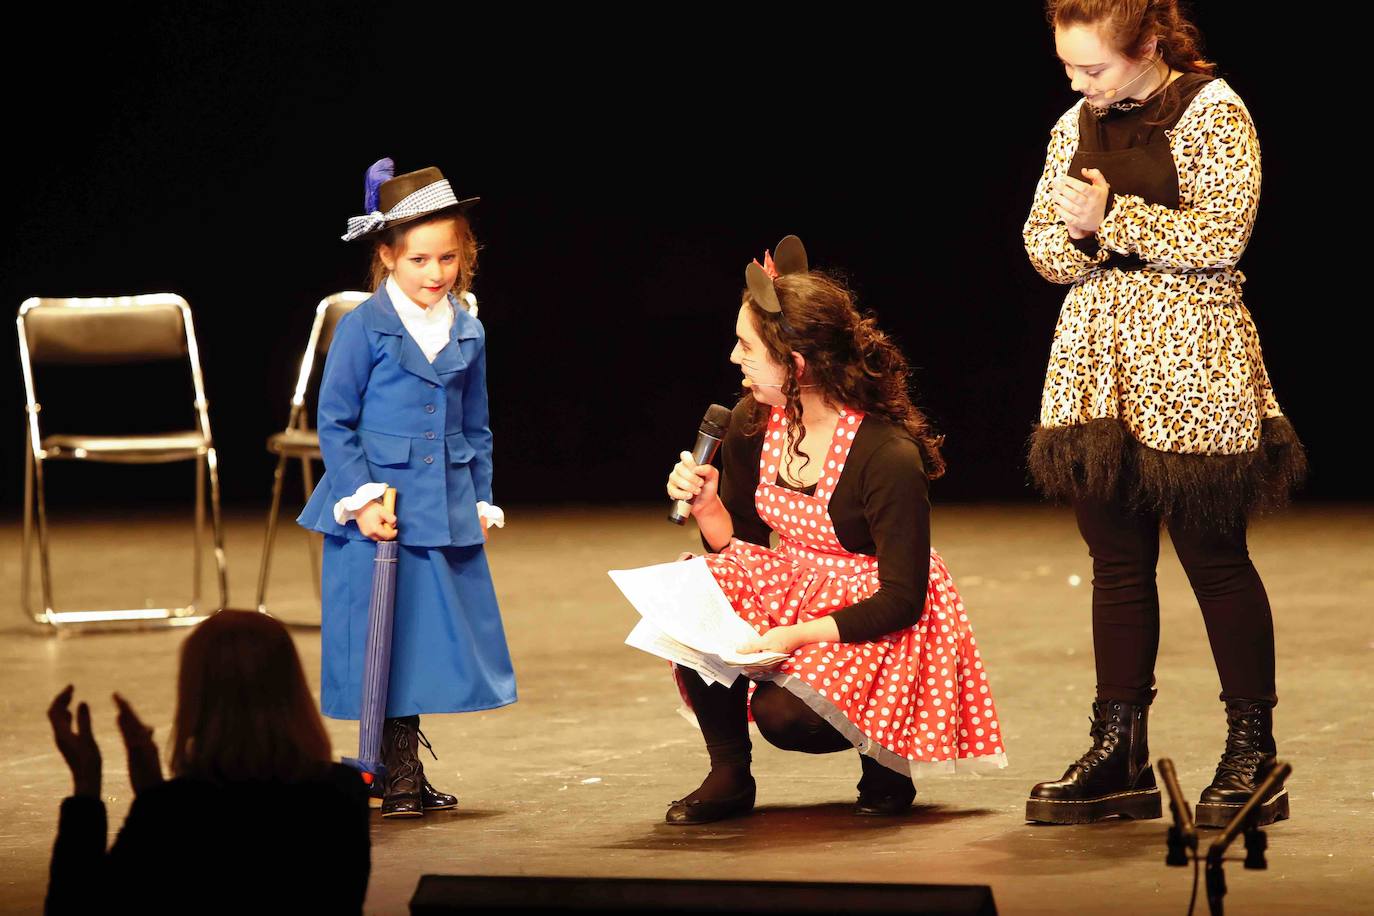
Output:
[605, 802, 1000, 852]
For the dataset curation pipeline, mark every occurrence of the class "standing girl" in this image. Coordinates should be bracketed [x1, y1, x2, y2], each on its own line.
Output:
[299, 159, 515, 818]
[1022, 1, 1304, 826]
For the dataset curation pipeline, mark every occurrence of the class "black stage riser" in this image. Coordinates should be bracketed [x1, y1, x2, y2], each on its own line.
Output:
[410, 875, 996, 915]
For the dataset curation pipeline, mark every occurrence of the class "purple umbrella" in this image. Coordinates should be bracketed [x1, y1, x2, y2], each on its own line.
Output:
[343, 487, 397, 782]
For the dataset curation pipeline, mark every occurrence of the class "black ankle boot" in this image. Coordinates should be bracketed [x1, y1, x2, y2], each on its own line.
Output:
[1196, 700, 1289, 828]
[1025, 699, 1162, 824]
[381, 716, 424, 818]
[665, 767, 756, 825]
[854, 754, 917, 816]
[413, 721, 458, 811]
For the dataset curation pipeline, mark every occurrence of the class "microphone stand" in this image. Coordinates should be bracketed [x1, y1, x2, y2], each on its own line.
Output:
[1203, 760, 1292, 916]
[1157, 758, 1197, 867]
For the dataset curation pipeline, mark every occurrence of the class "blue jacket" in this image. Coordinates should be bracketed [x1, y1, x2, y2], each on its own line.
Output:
[297, 284, 492, 547]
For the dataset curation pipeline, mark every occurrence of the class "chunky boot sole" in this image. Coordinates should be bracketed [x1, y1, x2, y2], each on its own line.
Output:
[1195, 787, 1289, 829]
[1025, 787, 1163, 824]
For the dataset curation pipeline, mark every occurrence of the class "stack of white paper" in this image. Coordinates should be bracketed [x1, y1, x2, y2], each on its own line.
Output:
[609, 557, 789, 686]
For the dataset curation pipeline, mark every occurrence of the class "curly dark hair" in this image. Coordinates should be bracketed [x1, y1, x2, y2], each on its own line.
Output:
[741, 270, 946, 480]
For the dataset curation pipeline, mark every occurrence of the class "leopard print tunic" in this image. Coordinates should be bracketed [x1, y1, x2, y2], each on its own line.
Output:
[1024, 80, 1305, 523]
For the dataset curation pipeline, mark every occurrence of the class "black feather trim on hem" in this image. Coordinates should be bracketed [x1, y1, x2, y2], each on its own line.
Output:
[1028, 416, 1307, 526]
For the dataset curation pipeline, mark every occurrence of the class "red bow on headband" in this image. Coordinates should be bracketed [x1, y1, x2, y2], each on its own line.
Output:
[752, 250, 779, 281]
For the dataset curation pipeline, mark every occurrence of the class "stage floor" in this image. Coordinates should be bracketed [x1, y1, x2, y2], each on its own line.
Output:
[1, 504, 1370, 914]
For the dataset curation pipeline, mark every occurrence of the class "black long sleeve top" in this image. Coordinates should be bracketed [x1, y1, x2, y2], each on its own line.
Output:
[709, 397, 931, 644]
[46, 763, 370, 915]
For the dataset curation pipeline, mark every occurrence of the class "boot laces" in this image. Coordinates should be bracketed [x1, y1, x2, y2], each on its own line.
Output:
[1073, 710, 1121, 771]
[1215, 713, 1265, 780]
[386, 722, 423, 790]
[415, 728, 439, 761]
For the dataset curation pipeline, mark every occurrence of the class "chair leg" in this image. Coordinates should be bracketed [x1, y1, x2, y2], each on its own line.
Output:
[206, 447, 229, 612]
[193, 453, 205, 611]
[21, 441, 38, 624]
[33, 450, 57, 625]
[255, 451, 291, 612]
[301, 456, 322, 601]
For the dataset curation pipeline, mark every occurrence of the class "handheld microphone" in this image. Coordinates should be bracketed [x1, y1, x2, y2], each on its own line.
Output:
[668, 404, 733, 525]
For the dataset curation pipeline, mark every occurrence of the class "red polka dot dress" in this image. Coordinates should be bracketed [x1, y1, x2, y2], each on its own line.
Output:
[703, 407, 1007, 775]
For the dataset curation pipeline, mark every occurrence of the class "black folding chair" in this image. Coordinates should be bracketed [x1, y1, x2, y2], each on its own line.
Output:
[17, 294, 228, 628]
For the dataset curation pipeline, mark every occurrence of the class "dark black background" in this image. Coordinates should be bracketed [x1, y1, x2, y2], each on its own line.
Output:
[4, 3, 1362, 512]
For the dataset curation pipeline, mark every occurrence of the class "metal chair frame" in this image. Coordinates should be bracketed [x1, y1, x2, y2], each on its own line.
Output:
[254, 290, 477, 621]
[254, 291, 365, 616]
[17, 294, 228, 629]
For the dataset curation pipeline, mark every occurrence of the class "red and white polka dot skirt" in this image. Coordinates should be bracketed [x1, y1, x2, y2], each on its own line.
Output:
[703, 407, 1007, 775]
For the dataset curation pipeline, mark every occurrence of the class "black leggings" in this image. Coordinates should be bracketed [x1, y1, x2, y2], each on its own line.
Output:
[1074, 492, 1276, 707]
[679, 672, 851, 762]
[677, 670, 911, 792]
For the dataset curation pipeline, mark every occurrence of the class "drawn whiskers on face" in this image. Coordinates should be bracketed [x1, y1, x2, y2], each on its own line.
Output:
[741, 358, 784, 389]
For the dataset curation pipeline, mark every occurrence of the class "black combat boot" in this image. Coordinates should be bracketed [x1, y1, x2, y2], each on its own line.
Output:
[380, 716, 424, 818]
[1196, 700, 1289, 828]
[1025, 699, 1162, 824]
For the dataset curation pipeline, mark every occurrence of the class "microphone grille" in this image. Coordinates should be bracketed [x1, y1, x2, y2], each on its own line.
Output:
[701, 403, 733, 437]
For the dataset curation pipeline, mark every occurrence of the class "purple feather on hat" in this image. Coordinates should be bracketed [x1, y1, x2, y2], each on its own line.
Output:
[363, 158, 395, 213]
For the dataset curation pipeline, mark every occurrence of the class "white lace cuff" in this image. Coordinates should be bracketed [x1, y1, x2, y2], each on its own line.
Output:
[333, 482, 388, 525]
[476, 501, 506, 529]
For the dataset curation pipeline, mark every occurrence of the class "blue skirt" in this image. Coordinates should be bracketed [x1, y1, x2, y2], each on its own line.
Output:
[320, 535, 517, 720]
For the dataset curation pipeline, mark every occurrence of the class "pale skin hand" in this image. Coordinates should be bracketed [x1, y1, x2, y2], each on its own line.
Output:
[667, 451, 733, 550]
[355, 501, 397, 541]
[357, 501, 491, 541]
[737, 618, 841, 673]
[1053, 167, 1111, 238]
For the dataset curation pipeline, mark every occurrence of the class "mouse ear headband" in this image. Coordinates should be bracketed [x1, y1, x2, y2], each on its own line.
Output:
[744, 235, 808, 332]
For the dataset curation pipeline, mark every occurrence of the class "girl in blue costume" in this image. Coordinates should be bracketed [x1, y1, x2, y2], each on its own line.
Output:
[298, 159, 515, 818]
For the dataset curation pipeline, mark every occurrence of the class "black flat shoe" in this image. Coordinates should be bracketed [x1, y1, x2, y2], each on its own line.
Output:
[664, 784, 756, 825]
[855, 786, 917, 816]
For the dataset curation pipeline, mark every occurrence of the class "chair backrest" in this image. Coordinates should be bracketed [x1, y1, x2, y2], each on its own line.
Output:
[16, 294, 210, 453]
[19, 295, 191, 365]
[289, 291, 369, 408]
